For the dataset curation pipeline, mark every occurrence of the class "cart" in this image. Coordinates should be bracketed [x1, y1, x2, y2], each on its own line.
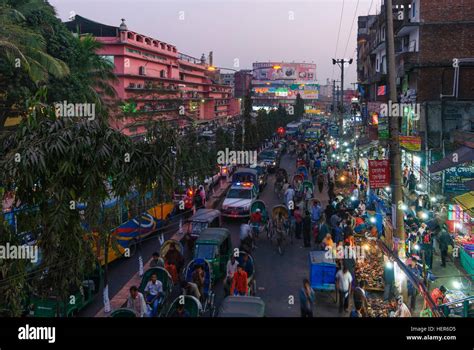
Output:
[309, 251, 337, 302]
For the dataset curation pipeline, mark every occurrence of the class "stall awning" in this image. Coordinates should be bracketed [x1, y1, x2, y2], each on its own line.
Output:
[454, 191, 474, 217]
[428, 146, 474, 173]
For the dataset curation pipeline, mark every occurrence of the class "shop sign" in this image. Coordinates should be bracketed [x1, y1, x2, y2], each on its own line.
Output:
[399, 136, 421, 152]
[377, 115, 389, 140]
[369, 159, 391, 188]
[444, 166, 474, 193]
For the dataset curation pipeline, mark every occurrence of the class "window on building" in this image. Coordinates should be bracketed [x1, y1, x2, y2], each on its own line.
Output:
[126, 48, 141, 55]
[180, 73, 185, 80]
[411, 1, 416, 19]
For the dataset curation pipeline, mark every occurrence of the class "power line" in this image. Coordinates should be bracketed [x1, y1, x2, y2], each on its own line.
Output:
[332, 0, 346, 80]
[343, 0, 360, 58]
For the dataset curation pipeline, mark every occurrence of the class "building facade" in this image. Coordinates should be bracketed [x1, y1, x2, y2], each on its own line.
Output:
[357, 0, 474, 197]
[65, 16, 240, 139]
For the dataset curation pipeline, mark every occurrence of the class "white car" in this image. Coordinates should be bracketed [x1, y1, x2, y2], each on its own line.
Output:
[221, 182, 258, 218]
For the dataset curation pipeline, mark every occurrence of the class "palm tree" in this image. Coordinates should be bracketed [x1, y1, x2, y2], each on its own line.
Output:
[71, 35, 118, 116]
[0, 1, 69, 82]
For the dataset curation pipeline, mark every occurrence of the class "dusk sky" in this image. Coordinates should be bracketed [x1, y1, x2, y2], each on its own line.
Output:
[50, 0, 383, 88]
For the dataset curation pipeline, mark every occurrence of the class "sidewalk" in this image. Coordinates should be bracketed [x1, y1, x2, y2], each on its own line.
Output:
[94, 179, 230, 317]
[413, 248, 472, 316]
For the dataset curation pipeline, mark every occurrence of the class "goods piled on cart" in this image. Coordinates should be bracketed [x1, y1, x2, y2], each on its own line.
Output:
[355, 237, 384, 291]
[455, 235, 474, 257]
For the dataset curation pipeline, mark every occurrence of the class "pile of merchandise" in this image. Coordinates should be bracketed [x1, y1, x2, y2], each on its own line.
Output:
[355, 237, 384, 290]
[366, 295, 391, 317]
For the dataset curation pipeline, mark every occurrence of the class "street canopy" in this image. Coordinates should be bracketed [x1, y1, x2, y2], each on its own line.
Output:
[428, 146, 474, 173]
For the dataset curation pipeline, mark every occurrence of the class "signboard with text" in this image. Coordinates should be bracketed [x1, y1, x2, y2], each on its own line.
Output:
[399, 136, 422, 152]
[444, 166, 474, 193]
[369, 159, 391, 188]
[253, 62, 317, 83]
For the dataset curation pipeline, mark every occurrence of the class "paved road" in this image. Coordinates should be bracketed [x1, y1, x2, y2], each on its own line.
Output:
[81, 152, 341, 317]
[213, 151, 340, 317]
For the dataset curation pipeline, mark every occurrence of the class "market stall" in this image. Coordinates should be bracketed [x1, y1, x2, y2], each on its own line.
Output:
[451, 192, 474, 275]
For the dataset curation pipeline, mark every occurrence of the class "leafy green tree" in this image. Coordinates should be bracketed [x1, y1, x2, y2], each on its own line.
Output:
[234, 124, 243, 151]
[294, 93, 305, 120]
[256, 108, 270, 143]
[0, 0, 70, 133]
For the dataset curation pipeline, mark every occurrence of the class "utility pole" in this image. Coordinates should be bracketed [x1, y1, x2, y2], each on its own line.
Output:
[332, 58, 353, 136]
[385, 0, 405, 253]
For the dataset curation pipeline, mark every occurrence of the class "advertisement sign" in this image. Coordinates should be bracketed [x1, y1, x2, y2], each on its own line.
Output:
[399, 136, 422, 152]
[369, 159, 391, 188]
[444, 166, 474, 193]
[377, 115, 389, 140]
[253, 84, 319, 100]
[253, 62, 317, 83]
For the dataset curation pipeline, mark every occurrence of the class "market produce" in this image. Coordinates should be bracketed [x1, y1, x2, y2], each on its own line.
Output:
[366, 295, 390, 317]
[355, 237, 384, 290]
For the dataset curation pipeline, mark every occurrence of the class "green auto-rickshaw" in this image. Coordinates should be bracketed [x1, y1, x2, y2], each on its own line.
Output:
[193, 228, 232, 281]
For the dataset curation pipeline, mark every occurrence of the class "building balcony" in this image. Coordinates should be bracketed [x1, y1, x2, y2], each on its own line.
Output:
[367, 71, 387, 84]
[396, 51, 419, 76]
[396, 21, 420, 37]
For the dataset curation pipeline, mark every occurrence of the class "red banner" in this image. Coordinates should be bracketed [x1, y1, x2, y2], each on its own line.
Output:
[369, 159, 391, 188]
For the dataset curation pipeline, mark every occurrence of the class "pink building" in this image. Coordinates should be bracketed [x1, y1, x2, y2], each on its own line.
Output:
[65, 16, 240, 138]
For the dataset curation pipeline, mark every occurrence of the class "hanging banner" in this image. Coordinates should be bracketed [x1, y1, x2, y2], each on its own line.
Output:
[369, 159, 391, 188]
[399, 136, 422, 152]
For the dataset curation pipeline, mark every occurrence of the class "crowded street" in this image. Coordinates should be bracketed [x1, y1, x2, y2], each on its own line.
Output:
[1, 0, 473, 346]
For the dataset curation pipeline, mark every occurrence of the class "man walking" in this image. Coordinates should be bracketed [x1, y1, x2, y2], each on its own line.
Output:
[336, 264, 353, 313]
[299, 279, 315, 317]
[302, 210, 312, 248]
[439, 224, 454, 268]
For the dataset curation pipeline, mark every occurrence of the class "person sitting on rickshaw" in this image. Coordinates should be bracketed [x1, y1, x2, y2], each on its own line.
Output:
[240, 223, 254, 252]
[164, 259, 179, 285]
[275, 212, 286, 245]
[165, 243, 184, 273]
[230, 264, 248, 296]
[144, 273, 163, 317]
[239, 253, 254, 281]
[250, 208, 263, 238]
[171, 303, 191, 318]
[180, 280, 201, 301]
[224, 255, 239, 296]
[150, 252, 164, 268]
[192, 265, 206, 302]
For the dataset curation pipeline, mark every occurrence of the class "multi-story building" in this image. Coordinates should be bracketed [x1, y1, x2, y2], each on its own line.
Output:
[234, 70, 253, 98]
[220, 73, 235, 86]
[357, 0, 474, 197]
[65, 15, 240, 139]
